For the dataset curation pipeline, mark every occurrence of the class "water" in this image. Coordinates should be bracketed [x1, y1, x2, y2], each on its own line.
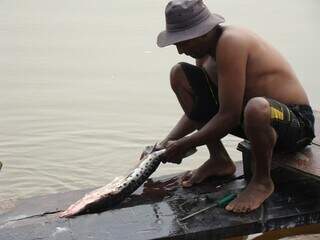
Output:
[0, 0, 319, 202]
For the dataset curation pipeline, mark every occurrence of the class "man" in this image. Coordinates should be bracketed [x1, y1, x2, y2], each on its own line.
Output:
[155, 0, 315, 213]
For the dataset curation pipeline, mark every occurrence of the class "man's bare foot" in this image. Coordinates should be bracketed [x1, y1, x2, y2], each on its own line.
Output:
[225, 178, 274, 213]
[180, 158, 236, 187]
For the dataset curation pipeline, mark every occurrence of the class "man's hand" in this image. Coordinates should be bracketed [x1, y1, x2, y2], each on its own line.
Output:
[163, 138, 189, 164]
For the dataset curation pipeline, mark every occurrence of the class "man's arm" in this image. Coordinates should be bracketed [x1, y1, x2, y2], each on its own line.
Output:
[186, 34, 248, 147]
[161, 55, 210, 144]
[160, 114, 196, 146]
[165, 34, 248, 161]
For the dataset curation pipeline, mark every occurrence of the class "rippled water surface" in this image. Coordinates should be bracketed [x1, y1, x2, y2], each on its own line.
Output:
[0, 0, 319, 201]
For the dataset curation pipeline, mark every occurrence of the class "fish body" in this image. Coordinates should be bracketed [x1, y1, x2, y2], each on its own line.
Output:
[60, 148, 169, 218]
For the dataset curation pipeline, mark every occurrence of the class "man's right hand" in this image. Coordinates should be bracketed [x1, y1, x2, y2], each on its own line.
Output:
[161, 139, 186, 164]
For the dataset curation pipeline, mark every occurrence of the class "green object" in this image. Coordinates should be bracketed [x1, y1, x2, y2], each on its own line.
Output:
[216, 193, 237, 207]
[180, 193, 237, 222]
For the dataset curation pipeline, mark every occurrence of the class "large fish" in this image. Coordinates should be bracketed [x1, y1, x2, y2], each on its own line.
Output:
[59, 144, 196, 218]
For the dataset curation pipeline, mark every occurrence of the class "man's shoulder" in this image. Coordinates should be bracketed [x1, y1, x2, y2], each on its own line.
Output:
[216, 26, 250, 62]
[219, 26, 250, 48]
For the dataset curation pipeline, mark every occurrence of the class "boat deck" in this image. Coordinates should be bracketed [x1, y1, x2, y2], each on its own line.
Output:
[0, 161, 319, 239]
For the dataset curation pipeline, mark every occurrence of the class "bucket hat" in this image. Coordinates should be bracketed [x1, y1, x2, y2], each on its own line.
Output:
[157, 0, 225, 48]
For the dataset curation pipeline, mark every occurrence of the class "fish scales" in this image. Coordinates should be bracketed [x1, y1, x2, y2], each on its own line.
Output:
[59, 148, 166, 218]
[59, 146, 196, 218]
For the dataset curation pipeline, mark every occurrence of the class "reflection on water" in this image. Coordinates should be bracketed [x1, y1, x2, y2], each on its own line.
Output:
[0, 0, 319, 206]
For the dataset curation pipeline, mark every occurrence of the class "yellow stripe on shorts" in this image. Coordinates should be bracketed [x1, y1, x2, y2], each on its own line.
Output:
[270, 107, 284, 120]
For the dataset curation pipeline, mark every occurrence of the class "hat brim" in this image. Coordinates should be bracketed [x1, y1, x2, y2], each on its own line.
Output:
[157, 13, 225, 48]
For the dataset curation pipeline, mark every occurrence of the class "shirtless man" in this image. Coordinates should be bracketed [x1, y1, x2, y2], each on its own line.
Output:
[155, 0, 315, 213]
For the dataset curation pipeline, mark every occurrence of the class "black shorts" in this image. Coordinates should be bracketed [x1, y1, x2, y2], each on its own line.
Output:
[266, 98, 315, 152]
[179, 62, 315, 152]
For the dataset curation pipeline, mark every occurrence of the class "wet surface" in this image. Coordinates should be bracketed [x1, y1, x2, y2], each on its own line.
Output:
[0, 161, 319, 239]
[130, 175, 181, 203]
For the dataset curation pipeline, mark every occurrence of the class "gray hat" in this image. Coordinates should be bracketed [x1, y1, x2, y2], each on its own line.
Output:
[157, 0, 225, 48]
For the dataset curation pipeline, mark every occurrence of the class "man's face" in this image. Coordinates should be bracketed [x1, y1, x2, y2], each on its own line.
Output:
[175, 36, 207, 59]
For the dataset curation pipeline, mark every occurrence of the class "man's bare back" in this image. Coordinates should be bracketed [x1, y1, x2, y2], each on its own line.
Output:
[203, 26, 309, 106]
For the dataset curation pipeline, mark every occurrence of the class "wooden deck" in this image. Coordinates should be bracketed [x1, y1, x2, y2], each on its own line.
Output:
[0, 160, 319, 240]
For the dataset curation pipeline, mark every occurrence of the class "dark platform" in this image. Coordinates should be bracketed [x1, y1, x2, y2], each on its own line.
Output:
[1, 160, 319, 240]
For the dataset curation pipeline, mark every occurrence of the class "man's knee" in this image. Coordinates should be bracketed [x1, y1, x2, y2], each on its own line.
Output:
[244, 97, 270, 128]
[169, 63, 189, 92]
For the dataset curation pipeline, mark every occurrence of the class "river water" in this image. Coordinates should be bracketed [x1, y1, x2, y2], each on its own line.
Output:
[0, 0, 319, 204]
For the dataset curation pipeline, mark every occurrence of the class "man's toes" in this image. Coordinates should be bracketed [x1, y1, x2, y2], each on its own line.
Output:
[233, 204, 243, 213]
[179, 172, 190, 183]
[181, 179, 193, 187]
[225, 197, 247, 213]
[179, 171, 191, 181]
[250, 202, 260, 212]
[225, 200, 236, 211]
[239, 204, 250, 213]
[180, 170, 202, 188]
[181, 175, 199, 187]
[244, 204, 253, 213]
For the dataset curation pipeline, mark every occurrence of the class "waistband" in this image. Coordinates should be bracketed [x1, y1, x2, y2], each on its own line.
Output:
[287, 104, 313, 112]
